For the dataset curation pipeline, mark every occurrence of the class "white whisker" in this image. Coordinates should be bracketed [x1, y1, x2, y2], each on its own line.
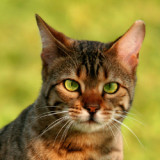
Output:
[36, 105, 64, 109]
[38, 116, 69, 138]
[60, 120, 74, 145]
[112, 122, 129, 147]
[114, 113, 144, 126]
[53, 119, 71, 147]
[38, 110, 68, 117]
[108, 124, 116, 140]
[130, 108, 143, 116]
[117, 110, 137, 116]
[35, 111, 68, 121]
[127, 116, 145, 126]
[36, 106, 56, 109]
[112, 118, 144, 148]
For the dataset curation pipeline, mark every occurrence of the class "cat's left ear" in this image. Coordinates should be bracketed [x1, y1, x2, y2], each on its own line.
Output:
[108, 20, 145, 72]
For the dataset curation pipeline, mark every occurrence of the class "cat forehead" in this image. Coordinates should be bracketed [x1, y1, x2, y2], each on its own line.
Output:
[71, 40, 110, 77]
[49, 40, 132, 87]
[73, 40, 109, 53]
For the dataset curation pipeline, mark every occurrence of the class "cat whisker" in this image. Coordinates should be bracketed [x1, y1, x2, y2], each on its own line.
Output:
[29, 111, 69, 127]
[106, 110, 134, 116]
[122, 110, 145, 123]
[37, 110, 68, 117]
[112, 122, 129, 147]
[127, 116, 145, 126]
[114, 113, 145, 126]
[130, 108, 143, 116]
[36, 105, 63, 109]
[27, 116, 69, 159]
[124, 111, 136, 115]
[53, 119, 71, 147]
[60, 120, 74, 145]
[112, 118, 144, 148]
[37, 116, 69, 139]
[107, 124, 116, 141]
[34, 111, 68, 122]
[116, 110, 137, 116]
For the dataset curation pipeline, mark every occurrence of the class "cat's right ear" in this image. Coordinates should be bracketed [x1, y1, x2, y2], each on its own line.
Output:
[35, 14, 74, 65]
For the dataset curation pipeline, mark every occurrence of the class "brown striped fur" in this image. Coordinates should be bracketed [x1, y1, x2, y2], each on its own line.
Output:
[0, 15, 145, 160]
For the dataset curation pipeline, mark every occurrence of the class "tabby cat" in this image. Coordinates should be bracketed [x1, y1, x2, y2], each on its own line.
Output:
[0, 15, 145, 160]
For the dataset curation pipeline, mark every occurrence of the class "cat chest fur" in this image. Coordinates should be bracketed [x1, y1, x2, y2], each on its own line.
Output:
[28, 131, 122, 160]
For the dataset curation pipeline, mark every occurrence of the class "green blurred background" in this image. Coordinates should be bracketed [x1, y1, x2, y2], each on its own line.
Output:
[0, 0, 159, 159]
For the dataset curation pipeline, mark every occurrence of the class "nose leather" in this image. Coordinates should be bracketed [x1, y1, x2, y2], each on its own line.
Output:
[84, 104, 100, 113]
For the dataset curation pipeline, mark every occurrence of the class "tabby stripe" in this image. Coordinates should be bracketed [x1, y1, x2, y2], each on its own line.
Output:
[45, 85, 56, 105]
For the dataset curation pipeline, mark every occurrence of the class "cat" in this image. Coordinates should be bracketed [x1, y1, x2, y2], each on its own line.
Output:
[0, 14, 145, 160]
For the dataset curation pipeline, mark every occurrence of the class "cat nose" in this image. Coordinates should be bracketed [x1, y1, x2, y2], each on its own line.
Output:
[84, 104, 100, 113]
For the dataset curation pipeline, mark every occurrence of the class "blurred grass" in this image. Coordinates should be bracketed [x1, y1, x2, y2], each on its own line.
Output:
[0, 0, 160, 159]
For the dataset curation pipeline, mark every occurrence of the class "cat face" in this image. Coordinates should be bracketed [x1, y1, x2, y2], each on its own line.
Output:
[36, 15, 145, 132]
[45, 44, 132, 132]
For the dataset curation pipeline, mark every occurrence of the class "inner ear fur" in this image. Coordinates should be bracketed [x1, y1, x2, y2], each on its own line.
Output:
[35, 14, 74, 65]
[106, 20, 145, 72]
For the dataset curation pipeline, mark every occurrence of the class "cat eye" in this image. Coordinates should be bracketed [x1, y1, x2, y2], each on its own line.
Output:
[103, 82, 119, 94]
[64, 79, 79, 92]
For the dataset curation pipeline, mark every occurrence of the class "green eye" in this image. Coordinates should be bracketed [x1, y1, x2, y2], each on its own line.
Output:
[64, 80, 79, 92]
[104, 82, 119, 94]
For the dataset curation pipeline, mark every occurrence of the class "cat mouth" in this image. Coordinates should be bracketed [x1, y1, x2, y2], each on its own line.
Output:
[87, 120, 97, 124]
[81, 120, 98, 126]
[84, 116, 99, 124]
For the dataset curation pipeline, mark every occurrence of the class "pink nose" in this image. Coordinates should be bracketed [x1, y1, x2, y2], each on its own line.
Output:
[84, 105, 100, 113]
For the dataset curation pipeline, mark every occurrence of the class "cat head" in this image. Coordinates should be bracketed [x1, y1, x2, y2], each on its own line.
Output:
[36, 15, 145, 132]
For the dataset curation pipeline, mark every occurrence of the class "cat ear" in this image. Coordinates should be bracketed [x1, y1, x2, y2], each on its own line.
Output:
[35, 14, 74, 65]
[108, 20, 145, 71]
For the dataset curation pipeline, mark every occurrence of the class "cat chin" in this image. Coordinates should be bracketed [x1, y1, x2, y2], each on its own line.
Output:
[72, 121, 106, 133]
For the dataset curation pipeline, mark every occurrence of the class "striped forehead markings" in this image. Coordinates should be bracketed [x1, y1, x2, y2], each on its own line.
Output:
[77, 64, 106, 82]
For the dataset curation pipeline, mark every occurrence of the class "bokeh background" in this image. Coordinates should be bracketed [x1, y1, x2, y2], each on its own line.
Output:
[0, 0, 159, 159]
